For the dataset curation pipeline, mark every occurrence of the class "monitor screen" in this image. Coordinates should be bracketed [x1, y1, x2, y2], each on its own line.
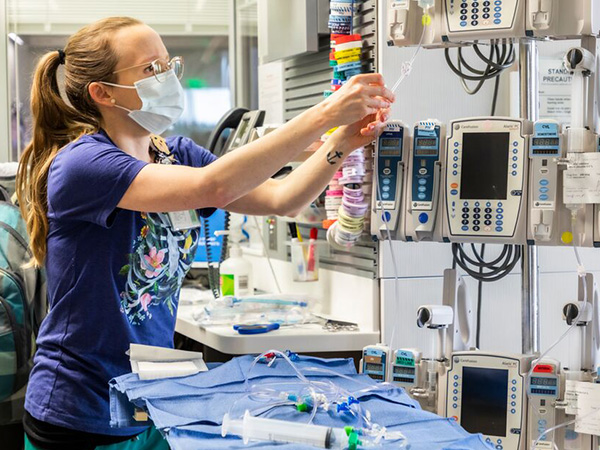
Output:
[459, 133, 510, 200]
[461, 366, 509, 437]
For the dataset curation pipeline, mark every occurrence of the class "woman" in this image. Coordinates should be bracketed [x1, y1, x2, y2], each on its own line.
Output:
[17, 16, 393, 450]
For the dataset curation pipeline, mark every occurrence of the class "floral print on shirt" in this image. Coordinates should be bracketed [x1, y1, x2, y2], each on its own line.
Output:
[119, 211, 200, 325]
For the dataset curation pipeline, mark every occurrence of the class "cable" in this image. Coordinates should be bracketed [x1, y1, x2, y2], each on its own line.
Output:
[476, 244, 485, 349]
[452, 243, 521, 283]
[445, 40, 515, 95]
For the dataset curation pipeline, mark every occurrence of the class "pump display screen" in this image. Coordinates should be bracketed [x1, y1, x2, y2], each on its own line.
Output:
[416, 148, 439, 156]
[531, 377, 557, 387]
[416, 138, 437, 147]
[366, 363, 383, 372]
[460, 366, 509, 437]
[533, 137, 559, 147]
[460, 133, 509, 200]
[381, 138, 401, 147]
[393, 366, 415, 375]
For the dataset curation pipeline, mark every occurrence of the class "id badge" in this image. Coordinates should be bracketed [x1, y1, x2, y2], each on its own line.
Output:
[168, 210, 201, 231]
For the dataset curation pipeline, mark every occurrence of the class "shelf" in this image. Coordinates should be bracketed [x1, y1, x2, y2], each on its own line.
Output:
[176, 304, 379, 354]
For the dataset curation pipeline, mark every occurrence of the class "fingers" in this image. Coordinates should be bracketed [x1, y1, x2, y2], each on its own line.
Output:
[360, 119, 387, 137]
[364, 85, 395, 103]
[352, 73, 385, 86]
[365, 97, 392, 111]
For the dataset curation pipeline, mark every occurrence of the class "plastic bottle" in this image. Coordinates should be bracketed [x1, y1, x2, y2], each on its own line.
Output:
[220, 241, 253, 297]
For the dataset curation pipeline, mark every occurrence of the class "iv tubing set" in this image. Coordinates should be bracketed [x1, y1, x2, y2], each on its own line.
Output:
[221, 349, 409, 449]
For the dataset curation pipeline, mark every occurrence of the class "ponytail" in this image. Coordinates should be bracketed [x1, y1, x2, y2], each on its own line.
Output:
[16, 17, 143, 267]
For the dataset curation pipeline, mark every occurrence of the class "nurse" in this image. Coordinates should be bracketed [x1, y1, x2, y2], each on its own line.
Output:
[17, 16, 393, 450]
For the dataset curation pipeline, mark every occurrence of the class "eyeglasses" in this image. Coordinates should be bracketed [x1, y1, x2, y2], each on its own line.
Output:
[112, 56, 184, 82]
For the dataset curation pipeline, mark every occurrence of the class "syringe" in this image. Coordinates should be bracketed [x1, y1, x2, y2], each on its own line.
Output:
[222, 411, 350, 449]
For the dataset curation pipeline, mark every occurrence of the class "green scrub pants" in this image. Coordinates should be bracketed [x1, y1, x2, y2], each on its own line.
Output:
[24, 427, 170, 450]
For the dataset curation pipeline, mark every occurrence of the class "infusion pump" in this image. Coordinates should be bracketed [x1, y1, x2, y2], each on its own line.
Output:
[441, 352, 534, 450]
[387, 0, 600, 48]
[443, 118, 531, 245]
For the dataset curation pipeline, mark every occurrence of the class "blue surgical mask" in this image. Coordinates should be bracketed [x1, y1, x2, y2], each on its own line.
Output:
[101, 70, 185, 135]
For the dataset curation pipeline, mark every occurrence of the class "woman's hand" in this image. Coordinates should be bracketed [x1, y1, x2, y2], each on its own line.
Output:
[329, 108, 389, 153]
[319, 74, 394, 130]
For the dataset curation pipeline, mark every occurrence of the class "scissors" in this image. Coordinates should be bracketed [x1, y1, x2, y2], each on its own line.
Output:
[233, 323, 280, 335]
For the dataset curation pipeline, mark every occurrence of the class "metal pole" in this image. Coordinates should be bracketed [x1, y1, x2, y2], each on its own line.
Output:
[0, 0, 11, 163]
[519, 39, 541, 355]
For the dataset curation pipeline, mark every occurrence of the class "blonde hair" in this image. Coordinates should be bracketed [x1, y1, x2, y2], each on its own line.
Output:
[16, 17, 143, 267]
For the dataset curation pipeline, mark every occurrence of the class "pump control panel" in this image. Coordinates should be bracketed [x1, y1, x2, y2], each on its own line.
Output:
[405, 120, 445, 242]
[372, 121, 409, 240]
[528, 120, 562, 244]
[443, 118, 530, 244]
[528, 360, 561, 446]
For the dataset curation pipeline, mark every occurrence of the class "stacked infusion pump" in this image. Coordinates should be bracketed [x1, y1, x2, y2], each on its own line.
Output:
[372, 113, 600, 247]
[388, 0, 600, 48]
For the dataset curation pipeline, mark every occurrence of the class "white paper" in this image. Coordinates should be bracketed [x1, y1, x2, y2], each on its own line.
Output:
[129, 344, 208, 380]
[565, 379, 580, 415]
[567, 381, 600, 436]
[179, 287, 214, 305]
[135, 361, 202, 381]
[539, 58, 572, 124]
[130, 343, 203, 362]
[564, 153, 600, 204]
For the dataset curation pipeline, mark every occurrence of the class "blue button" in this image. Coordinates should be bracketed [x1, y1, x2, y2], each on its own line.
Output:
[497, 214, 503, 220]
[418, 186, 426, 193]
[511, 394, 516, 399]
[486, 202, 491, 207]
[495, 6, 501, 11]
[512, 380, 517, 385]
[511, 401, 516, 406]
[512, 387, 517, 392]
[383, 178, 391, 185]
[454, 375, 459, 380]
[475, 202, 480, 207]
[460, 21, 468, 26]
[494, 12, 501, 17]
[513, 142, 519, 147]
[512, 171, 517, 176]
[419, 178, 427, 185]
[454, 382, 459, 387]
[494, 19, 501, 24]
[418, 193, 426, 200]
[512, 156, 518, 161]
[454, 142, 459, 147]
[453, 163, 458, 169]
[453, 396, 458, 401]
[496, 446, 502, 450]
[497, 208, 504, 213]
[463, 202, 468, 206]
[462, 226, 469, 231]
[453, 403, 458, 408]
[454, 156, 459, 161]
[454, 389, 459, 394]
[512, 163, 517, 169]
[453, 171, 458, 176]
[498, 202, 503, 207]
[496, 227, 503, 232]
[382, 193, 391, 200]
[454, 150, 459, 155]
[486, 438, 492, 443]
[419, 213, 429, 224]
[451, 189, 458, 195]
[495, 0, 502, 4]
[383, 212, 391, 222]
[539, 420, 547, 426]
[539, 194, 548, 201]
[511, 409, 516, 414]
[496, 221, 503, 226]
[497, 440, 502, 445]
[513, 149, 518, 154]
[539, 187, 549, 193]
[540, 179, 549, 186]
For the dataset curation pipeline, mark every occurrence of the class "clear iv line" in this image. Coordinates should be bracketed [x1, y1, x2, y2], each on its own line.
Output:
[390, 13, 428, 94]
